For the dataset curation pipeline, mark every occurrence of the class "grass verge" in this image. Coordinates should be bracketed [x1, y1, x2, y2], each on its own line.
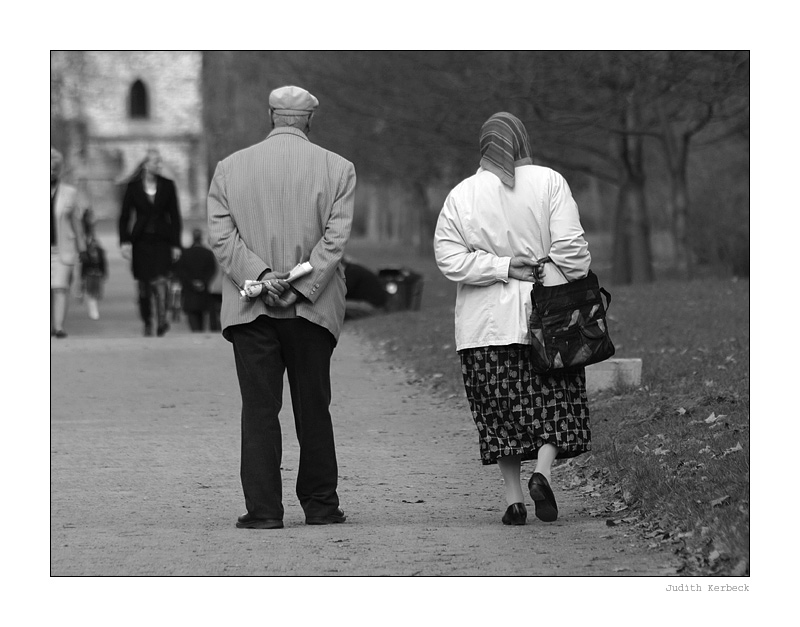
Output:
[344, 237, 750, 576]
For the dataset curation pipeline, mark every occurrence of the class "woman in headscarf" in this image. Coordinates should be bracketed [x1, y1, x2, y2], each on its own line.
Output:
[119, 148, 183, 336]
[434, 112, 592, 525]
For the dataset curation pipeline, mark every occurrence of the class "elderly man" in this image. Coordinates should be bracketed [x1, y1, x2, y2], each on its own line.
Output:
[51, 147, 87, 338]
[208, 85, 356, 529]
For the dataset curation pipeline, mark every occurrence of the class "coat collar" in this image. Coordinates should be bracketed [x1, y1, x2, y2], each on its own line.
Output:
[267, 126, 310, 142]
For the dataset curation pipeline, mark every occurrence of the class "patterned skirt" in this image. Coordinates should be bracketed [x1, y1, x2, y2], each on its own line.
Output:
[459, 344, 591, 465]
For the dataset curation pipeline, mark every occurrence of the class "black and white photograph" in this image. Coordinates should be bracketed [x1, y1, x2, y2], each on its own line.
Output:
[38, 15, 764, 623]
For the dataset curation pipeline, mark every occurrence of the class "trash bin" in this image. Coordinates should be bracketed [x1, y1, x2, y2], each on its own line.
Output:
[378, 268, 424, 312]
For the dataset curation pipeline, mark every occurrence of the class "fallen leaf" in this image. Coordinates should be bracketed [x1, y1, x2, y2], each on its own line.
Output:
[710, 495, 731, 507]
[721, 442, 743, 457]
[677, 407, 687, 415]
[622, 490, 634, 504]
[613, 567, 632, 572]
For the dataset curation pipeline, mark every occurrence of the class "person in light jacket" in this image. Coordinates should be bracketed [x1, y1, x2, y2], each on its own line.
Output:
[434, 112, 592, 525]
[51, 147, 87, 338]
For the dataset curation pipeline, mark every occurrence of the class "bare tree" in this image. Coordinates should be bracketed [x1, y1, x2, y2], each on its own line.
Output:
[201, 51, 748, 278]
[644, 50, 749, 277]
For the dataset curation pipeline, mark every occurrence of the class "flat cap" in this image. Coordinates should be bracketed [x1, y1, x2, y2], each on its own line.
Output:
[269, 85, 319, 115]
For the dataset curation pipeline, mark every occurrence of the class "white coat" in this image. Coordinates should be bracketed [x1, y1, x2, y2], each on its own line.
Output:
[433, 164, 591, 351]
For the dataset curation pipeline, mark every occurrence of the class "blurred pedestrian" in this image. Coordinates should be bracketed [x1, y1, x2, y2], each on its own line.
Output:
[51, 147, 87, 338]
[208, 260, 223, 332]
[119, 148, 182, 337]
[434, 112, 593, 525]
[208, 85, 356, 529]
[79, 210, 108, 321]
[342, 255, 388, 319]
[175, 228, 217, 332]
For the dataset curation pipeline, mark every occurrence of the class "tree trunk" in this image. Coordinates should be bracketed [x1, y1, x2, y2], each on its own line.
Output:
[413, 181, 439, 254]
[612, 176, 653, 284]
[626, 177, 654, 283]
[364, 183, 381, 241]
[668, 165, 692, 278]
[611, 185, 631, 284]
[611, 90, 654, 284]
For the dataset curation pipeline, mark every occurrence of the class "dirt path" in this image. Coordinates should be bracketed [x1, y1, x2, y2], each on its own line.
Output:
[50, 241, 678, 576]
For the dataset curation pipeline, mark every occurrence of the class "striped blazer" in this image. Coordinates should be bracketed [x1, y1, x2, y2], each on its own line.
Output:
[207, 127, 356, 343]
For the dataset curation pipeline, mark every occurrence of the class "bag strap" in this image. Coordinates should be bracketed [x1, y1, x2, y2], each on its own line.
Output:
[537, 256, 611, 309]
[600, 286, 611, 309]
[538, 255, 568, 282]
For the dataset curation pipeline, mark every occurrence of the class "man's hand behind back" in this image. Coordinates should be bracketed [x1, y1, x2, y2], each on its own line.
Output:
[264, 282, 299, 308]
[256, 271, 298, 308]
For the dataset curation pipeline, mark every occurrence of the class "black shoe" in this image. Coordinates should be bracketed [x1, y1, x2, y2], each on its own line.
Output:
[502, 502, 527, 525]
[236, 513, 284, 529]
[305, 508, 347, 525]
[156, 322, 169, 337]
[528, 472, 558, 522]
[144, 324, 153, 337]
[54, 330, 68, 339]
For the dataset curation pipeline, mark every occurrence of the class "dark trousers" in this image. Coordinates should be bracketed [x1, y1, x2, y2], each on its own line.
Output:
[186, 310, 207, 332]
[209, 295, 222, 331]
[137, 278, 168, 328]
[230, 315, 339, 520]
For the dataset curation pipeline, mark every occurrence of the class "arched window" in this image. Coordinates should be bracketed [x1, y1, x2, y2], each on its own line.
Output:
[129, 79, 149, 119]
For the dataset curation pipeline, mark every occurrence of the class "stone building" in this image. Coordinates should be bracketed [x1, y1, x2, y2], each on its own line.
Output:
[50, 51, 207, 223]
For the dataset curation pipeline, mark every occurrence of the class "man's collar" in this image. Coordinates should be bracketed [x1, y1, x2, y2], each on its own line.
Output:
[267, 126, 309, 141]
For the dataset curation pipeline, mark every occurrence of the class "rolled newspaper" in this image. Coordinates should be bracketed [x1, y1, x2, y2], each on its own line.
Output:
[239, 262, 313, 300]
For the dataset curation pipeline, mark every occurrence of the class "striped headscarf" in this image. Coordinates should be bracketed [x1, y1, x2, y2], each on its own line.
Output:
[479, 112, 532, 188]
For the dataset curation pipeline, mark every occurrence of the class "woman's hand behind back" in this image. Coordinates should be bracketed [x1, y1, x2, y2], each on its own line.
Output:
[509, 256, 544, 283]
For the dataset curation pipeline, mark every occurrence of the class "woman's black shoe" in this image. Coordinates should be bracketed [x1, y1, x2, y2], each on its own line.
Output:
[502, 502, 527, 525]
[528, 472, 558, 522]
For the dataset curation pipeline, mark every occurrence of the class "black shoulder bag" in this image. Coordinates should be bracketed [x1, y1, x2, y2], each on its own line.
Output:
[527, 257, 615, 373]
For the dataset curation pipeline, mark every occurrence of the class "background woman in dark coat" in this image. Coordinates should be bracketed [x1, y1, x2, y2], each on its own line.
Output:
[119, 149, 183, 336]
